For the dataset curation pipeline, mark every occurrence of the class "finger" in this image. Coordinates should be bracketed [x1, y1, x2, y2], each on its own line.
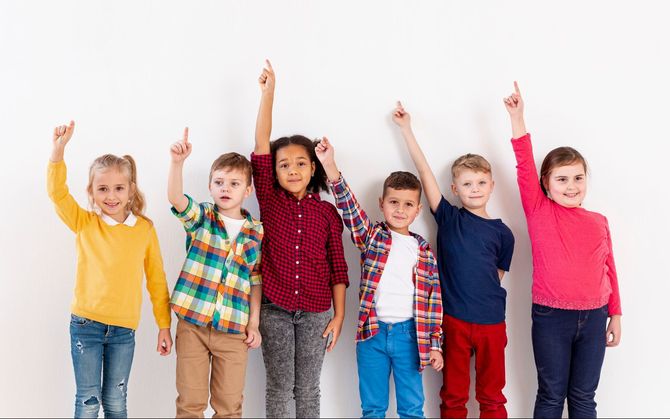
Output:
[327, 333, 338, 352]
[183, 127, 189, 143]
[322, 326, 332, 338]
[322, 136, 329, 146]
[514, 81, 521, 95]
[265, 59, 273, 71]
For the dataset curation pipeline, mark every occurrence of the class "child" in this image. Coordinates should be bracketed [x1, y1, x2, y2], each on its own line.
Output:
[504, 82, 622, 418]
[315, 137, 443, 419]
[393, 102, 515, 418]
[47, 121, 172, 418]
[253, 60, 349, 418]
[167, 128, 263, 417]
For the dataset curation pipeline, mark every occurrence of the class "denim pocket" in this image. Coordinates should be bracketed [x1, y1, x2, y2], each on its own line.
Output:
[532, 304, 555, 315]
[70, 314, 91, 326]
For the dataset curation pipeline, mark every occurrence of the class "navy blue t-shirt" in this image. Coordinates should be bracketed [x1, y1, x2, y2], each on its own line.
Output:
[432, 196, 515, 324]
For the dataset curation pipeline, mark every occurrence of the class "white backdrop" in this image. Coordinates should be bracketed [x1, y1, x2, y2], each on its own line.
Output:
[1, 1, 669, 417]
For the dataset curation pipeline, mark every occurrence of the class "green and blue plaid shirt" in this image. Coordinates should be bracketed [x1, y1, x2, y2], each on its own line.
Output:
[170, 195, 263, 333]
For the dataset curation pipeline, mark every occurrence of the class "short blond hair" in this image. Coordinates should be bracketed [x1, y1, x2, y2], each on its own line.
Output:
[451, 153, 492, 178]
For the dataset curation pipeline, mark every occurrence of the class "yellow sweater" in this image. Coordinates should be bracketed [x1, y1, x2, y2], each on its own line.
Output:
[47, 160, 171, 330]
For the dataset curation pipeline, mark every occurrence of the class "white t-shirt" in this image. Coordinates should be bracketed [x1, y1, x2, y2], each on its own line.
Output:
[220, 213, 246, 242]
[375, 230, 418, 324]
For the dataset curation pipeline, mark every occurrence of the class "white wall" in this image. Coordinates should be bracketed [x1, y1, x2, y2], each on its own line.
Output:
[1, 1, 668, 417]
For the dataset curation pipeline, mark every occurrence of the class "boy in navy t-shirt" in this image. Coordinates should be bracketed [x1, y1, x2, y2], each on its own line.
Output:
[393, 102, 514, 418]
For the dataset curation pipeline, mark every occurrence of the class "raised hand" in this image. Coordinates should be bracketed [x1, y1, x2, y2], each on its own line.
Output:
[170, 127, 192, 163]
[315, 136, 335, 166]
[392, 101, 411, 128]
[315, 137, 340, 182]
[50, 120, 75, 162]
[258, 59, 275, 94]
[503, 81, 524, 116]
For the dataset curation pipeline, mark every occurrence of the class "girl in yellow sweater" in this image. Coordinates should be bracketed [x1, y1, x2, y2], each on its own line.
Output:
[47, 120, 172, 418]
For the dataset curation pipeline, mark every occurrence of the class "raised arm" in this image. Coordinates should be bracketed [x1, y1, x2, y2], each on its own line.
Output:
[254, 59, 275, 155]
[392, 101, 441, 213]
[504, 81, 527, 139]
[316, 138, 374, 252]
[168, 127, 191, 213]
[47, 121, 92, 232]
[505, 82, 544, 215]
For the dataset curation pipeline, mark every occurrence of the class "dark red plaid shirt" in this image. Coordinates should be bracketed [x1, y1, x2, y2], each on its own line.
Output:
[251, 153, 349, 312]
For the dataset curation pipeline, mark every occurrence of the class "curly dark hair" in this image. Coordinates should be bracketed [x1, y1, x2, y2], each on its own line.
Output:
[270, 135, 329, 194]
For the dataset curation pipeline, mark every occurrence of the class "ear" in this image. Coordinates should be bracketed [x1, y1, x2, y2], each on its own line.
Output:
[451, 183, 458, 196]
[244, 184, 253, 199]
[378, 196, 384, 211]
[417, 202, 423, 214]
[311, 161, 316, 177]
[490, 179, 495, 193]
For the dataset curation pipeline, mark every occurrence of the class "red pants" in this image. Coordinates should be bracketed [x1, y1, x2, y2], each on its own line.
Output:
[439, 314, 507, 419]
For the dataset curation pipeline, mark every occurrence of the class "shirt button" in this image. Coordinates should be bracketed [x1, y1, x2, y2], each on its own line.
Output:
[295, 245, 299, 249]
[296, 275, 299, 279]
[296, 261, 300, 265]
[298, 214, 302, 218]
[298, 229, 301, 233]
[295, 290, 299, 294]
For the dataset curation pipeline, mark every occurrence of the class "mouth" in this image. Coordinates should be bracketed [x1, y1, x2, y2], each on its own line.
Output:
[103, 202, 121, 209]
[219, 195, 231, 201]
[564, 192, 580, 198]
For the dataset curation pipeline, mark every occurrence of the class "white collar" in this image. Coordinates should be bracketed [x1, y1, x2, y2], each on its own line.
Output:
[101, 212, 137, 227]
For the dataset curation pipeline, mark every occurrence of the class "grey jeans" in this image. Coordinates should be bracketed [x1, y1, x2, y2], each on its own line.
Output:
[260, 300, 331, 418]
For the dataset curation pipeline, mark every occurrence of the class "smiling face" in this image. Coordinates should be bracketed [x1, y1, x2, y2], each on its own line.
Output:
[451, 169, 494, 215]
[275, 143, 315, 199]
[543, 163, 587, 208]
[379, 187, 422, 235]
[91, 168, 132, 223]
[209, 168, 252, 218]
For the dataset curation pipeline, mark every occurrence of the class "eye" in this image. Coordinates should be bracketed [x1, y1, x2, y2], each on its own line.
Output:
[389, 200, 398, 205]
[214, 180, 223, 186]
[479, 181, 487, 186]
[98, 186, 107, 192]
[405, 202, 415, 208]
[298, 161, 307, 167]
[279, 163, 288, 169]
[575, 176, 585, 181]
[232, 182, 240, 187]
[463, 182, 471, 187]
[115, 186, 125, 192]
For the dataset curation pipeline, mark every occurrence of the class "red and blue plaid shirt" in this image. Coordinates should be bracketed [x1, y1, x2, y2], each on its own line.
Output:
[251, 153, 349, 312]
[330, 175, 443, 371]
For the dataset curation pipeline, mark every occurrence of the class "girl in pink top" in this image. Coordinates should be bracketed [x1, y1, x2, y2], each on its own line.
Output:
[504, 82, 621, 418]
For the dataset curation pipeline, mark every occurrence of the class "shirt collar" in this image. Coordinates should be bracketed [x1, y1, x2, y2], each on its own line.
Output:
[281, 188, 322, 202]
[101, 212, 137, 227]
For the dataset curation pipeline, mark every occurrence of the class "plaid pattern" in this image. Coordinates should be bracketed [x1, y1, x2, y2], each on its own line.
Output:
[251, 153, 349, 312]
[170, 195, 263, 333]
[330, 176, 443, 371]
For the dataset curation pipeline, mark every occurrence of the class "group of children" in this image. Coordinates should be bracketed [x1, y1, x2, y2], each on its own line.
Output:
[48, 61, 622, 419]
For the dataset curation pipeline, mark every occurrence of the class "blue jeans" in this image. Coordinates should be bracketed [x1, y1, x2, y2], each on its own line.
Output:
[356, 319, 425, 419]
[70, 314, 135, 418]
[531, 304, 608, 418]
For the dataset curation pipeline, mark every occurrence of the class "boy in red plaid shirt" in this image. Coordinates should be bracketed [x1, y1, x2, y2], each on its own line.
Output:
[315, 137, 443, 419]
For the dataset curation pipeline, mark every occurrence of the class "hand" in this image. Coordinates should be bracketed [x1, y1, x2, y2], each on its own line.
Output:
[392, 101, 411, 128]
[606, 315, 622, 347]
[258, 59, 275, 94]
[170, 127, 192, 163]
[322, 316, 344, 352]
[244, 325, 262, 349]
[503, 81, 524, 117]
[157, 328, 173, 356]
[53, 120, 75, 148]
[430, 349, 444, 371]
[314, 136, 335, 166]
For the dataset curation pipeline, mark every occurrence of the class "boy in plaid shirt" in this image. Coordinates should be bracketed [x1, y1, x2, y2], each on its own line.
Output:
[315, 138, 443, 419]
[167, 128, 263, 418]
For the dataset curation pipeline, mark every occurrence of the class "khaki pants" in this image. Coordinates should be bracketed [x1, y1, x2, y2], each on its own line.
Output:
[175, 319, 248, 418]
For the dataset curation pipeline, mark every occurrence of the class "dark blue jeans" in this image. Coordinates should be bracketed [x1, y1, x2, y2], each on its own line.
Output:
[70, 314, 135, 418]
[531, 304, 608, 418]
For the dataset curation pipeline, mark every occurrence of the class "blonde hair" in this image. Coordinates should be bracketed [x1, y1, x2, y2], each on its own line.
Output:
[86, 154, 151, 223]
[451, 153, 492, 178]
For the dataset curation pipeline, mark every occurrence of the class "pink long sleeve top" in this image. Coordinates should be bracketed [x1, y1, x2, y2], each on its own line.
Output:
[512, 133, 622, 315]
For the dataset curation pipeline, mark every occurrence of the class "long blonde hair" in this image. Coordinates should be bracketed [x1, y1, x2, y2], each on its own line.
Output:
[86, 154, 151, 223]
